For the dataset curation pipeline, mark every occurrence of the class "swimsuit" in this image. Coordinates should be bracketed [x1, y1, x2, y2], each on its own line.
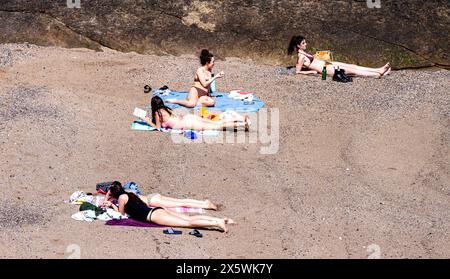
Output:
[124, 195, 162, 222]
[301, 52, 315, 69]
[193, 69, 211, 95]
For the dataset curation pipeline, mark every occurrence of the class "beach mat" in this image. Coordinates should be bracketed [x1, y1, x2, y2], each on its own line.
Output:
[131, 121, 161, 131]
[131, 121, 220, 136]
[151, 91, 265, 112]
[105, 219, 165, 228]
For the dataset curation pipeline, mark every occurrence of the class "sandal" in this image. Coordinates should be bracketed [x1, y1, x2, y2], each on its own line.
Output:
[382, 66, 391, 77]
[163, 227, 182, 235]
[189, 229, 203, 238]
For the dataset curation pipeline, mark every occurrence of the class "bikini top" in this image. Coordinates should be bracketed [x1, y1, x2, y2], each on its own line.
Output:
[194, 68, 211, 84]
[300, 52, 315, 68]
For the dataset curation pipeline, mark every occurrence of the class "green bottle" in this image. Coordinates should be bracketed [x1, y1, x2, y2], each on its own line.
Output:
[321, 65, 327, 80]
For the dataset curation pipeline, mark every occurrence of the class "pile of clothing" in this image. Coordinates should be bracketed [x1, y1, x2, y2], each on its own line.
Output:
[68, 181, 141, 222]
[228, 90, 254, 104]
[69, 191, 127, 222]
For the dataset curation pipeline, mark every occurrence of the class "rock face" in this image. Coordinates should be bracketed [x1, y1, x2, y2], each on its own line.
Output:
[0, 0, 449, 68]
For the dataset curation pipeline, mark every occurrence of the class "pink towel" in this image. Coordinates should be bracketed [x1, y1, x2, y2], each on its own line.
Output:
[167, 207, 204, 213]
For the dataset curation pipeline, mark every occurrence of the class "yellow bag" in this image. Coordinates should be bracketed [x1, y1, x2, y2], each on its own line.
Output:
[314, 50, 333, 62]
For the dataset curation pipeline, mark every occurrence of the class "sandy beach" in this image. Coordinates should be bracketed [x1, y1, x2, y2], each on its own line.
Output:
[0, 44, 449, 258]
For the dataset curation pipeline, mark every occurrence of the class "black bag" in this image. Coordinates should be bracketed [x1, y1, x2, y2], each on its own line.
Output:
[333, 68, 353, 82]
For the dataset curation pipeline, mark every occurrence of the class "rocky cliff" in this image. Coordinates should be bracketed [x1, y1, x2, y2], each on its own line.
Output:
[1, 0, 448, 68]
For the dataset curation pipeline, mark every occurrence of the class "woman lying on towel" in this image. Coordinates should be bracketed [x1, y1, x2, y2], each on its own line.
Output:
[288, 35, 391, 78]
[103, 182, 233, 233]
[128, 192, 217, 210]
[140, 96, 250, 131]
[166, 49, 223, 107]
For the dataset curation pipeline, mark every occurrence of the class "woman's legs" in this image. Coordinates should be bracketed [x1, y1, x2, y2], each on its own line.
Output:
[164, 210, 234, 224]
[150, 208, 229, 232]
[197, 96, 215, 107]
[149, 194, 217, 210]
[328, 63, 380, 78]
[166, 87, 199, 108]
[332, 61, 388, 74]
[182, 114, 247, 131]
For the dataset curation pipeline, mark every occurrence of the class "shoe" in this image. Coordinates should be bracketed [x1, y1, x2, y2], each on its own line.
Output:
[381, 66, 391, 77]
[340, 69, 353, 82]
[144, 85, 152, 93]
[333, 69, 352, 82]
[189, 229, 203, 238]
[332, 69, 349, 82]
[163, 227, 182, 235]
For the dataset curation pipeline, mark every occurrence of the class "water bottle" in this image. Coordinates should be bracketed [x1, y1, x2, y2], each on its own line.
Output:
[200, 106, 206, 118]
[322, 66, 327, 80]
[209, 74, 216, 95]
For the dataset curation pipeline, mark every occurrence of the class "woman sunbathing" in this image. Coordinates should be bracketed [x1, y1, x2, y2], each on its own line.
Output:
[131, 192, 217, 210]
[102, 182, 233, 233]
[166, 49, 223, 108]
[288, 35, 391, 78]
[140, 96, 250, 131]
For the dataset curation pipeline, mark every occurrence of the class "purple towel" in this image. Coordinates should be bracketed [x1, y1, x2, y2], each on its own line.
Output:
[105, 218, 165, 228]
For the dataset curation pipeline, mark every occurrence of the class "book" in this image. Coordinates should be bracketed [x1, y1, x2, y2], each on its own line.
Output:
[133, 107, 147, 119]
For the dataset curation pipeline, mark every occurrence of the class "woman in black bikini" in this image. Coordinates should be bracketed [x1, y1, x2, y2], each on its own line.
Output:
[288, 35, 391, 78]
[102, 182, 234, 233]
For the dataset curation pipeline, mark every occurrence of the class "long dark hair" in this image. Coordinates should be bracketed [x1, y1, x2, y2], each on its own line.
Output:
[200, 49, 214, 65]
[150, 96, 172, 125]
[287, 35, 305, 55]
[108, 181, 147, 207]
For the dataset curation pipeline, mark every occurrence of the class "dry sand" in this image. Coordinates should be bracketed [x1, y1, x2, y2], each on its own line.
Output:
[0, 44, 449, 258]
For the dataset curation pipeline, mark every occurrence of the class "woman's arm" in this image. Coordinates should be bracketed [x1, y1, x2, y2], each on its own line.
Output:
[297, 70, 318, 75]
[141, 113, 161, 129]
[296, 56, 318, 75]
[104, 194, 128, 215]
[117, 195, 128, 215]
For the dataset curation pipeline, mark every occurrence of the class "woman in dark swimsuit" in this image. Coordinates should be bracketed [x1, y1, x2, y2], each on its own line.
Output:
[288, 35, 391, 78]
[103, 182, 234, 233]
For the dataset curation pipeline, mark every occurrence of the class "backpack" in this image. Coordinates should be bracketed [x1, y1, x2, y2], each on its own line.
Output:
[96, 181, 116, 194]
[123, 181, 141, 195]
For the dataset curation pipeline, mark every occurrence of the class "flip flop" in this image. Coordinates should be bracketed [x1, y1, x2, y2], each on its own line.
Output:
[382, 67, 391, 77]
[163, 227, 182, 235]
[189, 229, 203, 238]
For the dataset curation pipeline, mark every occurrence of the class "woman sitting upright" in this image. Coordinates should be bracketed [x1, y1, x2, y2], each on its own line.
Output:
[167, 49, 224, 107]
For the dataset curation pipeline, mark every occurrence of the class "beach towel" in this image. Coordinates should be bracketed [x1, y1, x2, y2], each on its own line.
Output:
[167, 207, 204, 214]
[105, 219, 165, 228]
[151, 91, 265, 112]
[71, 208, 126, 222]
[131, 121, 220, 136]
